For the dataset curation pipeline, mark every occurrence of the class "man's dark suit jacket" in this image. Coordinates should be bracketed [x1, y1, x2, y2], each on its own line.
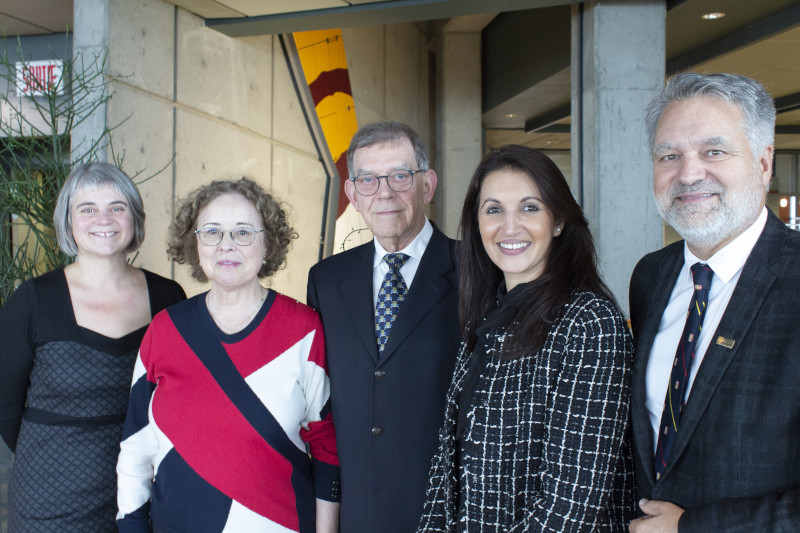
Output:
[629, 210, 800, 532]
[307, 225, 460, 533]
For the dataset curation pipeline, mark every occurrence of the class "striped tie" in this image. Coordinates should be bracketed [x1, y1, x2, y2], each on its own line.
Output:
[654, 262, 714, 480]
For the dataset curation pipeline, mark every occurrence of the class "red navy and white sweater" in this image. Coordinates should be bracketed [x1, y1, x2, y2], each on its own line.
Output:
[117, 291, 340, 533]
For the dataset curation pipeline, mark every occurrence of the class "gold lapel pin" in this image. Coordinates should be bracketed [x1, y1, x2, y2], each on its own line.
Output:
[715, 336, 735, 349]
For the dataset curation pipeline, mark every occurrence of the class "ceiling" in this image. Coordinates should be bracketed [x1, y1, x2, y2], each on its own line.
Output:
[486, 0, 800, 151]
[0, 0, 72, 34]
[2, 0, 799, 151]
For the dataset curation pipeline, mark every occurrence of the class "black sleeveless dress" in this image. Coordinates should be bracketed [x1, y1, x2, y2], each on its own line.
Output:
[0, 268, 185, 532]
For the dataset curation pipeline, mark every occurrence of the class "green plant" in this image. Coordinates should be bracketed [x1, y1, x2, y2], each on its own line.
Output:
[0, 38, 117, 305]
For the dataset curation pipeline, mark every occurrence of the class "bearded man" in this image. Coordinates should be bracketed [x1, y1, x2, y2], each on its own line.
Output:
[628, 72, 800, 533]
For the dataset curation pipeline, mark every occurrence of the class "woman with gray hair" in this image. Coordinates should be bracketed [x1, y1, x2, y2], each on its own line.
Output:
[0, 162, 185, 532]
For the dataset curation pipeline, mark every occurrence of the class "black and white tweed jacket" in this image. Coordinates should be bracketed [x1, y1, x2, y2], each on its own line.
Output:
[418, 291, 635, 532]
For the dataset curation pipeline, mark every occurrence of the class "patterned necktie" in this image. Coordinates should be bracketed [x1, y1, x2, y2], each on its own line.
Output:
[654, 262, 714, 480]
[375, 253, 409, 354]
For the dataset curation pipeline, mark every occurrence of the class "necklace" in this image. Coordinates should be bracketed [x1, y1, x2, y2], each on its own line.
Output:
[206, 288, 267, 334]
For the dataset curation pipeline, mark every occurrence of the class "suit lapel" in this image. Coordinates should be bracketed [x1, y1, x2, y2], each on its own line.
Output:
[662, 213, 785, 475]
[632, 246, 683, 489]
[338, 243, 381, 363]
[379, 228, 455, 363]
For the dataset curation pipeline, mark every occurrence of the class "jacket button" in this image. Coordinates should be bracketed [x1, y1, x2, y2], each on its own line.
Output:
[371, 426, 383, 436]
[374, 369, 386, 378]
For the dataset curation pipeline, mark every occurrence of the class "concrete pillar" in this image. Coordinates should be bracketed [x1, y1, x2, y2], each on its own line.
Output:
[435, 29, 482, 238]
[571, 1, 665, 315]
[72, 0, 110, 162]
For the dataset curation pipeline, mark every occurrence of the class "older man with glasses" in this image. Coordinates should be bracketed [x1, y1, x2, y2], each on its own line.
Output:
[307, 121, 460, 533]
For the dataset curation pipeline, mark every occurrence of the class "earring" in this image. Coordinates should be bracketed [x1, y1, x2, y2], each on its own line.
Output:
[554, 227, 562, 236]
[262, 257, 267, 266]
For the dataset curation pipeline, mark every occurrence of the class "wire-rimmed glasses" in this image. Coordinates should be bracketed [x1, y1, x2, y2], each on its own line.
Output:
[349, 169, 424, 196]
[194, 226, 264, 246]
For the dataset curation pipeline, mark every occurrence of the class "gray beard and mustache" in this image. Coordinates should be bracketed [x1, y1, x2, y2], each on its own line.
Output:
[655, 170, 765, 251]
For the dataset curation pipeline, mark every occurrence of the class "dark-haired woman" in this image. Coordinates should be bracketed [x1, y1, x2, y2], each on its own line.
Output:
[418, 145, 634, 532]
[0, 162, 185, 532]
[116, 178, 339, 533]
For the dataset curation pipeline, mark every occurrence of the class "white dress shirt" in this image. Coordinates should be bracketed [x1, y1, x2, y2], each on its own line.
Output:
[646, 207, 768, 452]
[371, 218, 433, 306]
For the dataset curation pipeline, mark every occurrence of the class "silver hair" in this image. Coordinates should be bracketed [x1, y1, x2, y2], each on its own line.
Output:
[645, 72, 776, 158]
[53, 162, 145, 257]
[346, 121, 430, 178]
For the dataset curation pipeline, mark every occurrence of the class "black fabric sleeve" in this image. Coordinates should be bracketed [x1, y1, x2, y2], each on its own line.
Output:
[306, 268, 319, 311]
[680, 489, 800, 533]
[143, 270, 186, 315]
[0, 280, 38, 452]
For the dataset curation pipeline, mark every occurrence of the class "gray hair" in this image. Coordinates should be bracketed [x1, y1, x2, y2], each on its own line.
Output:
[645, 72, 776, 158]
[54, 162, 145, 257]
[346, 121, 431, 177]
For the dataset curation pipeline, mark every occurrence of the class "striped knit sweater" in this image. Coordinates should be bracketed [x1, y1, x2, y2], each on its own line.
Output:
[117, 291, 339, 533]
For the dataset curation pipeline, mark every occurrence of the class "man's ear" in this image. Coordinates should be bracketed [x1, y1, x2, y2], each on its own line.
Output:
[422, 169, 438, 204]
[758, 145, 774, 190]
[344, 179, 361, 212]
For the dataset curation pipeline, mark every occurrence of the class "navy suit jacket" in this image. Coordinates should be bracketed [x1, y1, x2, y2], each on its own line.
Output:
[629, 210, 800, 532]
[307, 225, 460, 533]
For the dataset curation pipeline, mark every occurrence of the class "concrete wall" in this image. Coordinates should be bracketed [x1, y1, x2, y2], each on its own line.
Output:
[104, 0, 326, 301]
[342, 24, 432, 146]
[572, 1, 665, 315]
[435, 29, 482, 238]
[73, 0, 437, 298]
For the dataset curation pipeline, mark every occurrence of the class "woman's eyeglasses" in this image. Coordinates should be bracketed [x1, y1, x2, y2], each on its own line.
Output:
[194, 227, 264, 246]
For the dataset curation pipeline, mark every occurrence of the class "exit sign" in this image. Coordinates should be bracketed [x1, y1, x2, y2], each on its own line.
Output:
[16, 60, 64, 96]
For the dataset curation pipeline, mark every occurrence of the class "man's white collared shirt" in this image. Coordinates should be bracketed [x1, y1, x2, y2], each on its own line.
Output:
[646, 207, 768, 452]
[371, 218, 433, 306]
